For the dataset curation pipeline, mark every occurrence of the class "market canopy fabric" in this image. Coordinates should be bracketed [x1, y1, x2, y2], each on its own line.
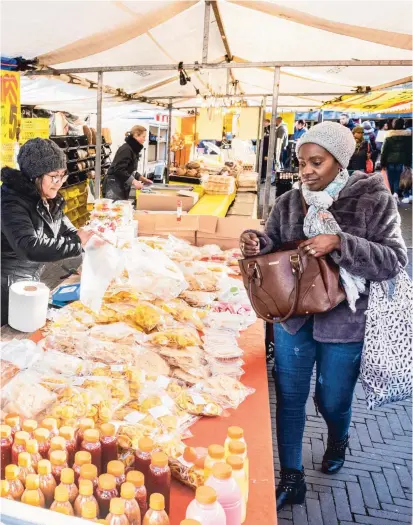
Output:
[1, 0, 412, 113]
[322, 89, 413, 112]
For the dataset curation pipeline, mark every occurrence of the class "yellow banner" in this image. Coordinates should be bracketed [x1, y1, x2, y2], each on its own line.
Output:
[20, 118, 50, 144]
[322, 89, 412, 112]
[1, 70, 21, 167]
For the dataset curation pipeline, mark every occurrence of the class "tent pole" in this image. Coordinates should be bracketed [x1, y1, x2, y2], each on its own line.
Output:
[202, 1, 211, 63]
[95, 71, 103, 199]
[255, 102, 263, 173]
[258, 95, 267, 180]
[263, 68, 280, 221]
[166, 98, 173, 184]
[143, 92, 356, 100]
[30, 60, 412, 75]
[193, 107, 197, 160]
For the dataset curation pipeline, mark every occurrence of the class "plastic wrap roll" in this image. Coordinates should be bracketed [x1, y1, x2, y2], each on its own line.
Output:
[8, 281, 50, 332]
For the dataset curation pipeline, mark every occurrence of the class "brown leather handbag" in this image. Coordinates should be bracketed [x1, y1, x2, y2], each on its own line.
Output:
[239, 195, 346, 323]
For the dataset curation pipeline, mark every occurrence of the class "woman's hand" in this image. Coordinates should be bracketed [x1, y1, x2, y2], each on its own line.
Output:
[299, 234, 341, 258]
[140, 176, 153, 185]
[77, 228, 95, 247]
[240, 232, 260, 257]
[132, 179, 144, 190]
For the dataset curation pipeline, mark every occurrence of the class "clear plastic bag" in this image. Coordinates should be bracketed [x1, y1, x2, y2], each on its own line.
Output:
[198, 375, 255, 410]
[124, 243, 188, 300]
[147, 327, 201, 349]
[89, 322, 144, 344]
[80, 237, 123, 312]
[180, 290, 217, 308]
[155, 298, 205, 331]
[175, 388, 225, 417]
[126, 301, 177, 333]
[0, 339, 43, 369]
[204, 312, 243, 334]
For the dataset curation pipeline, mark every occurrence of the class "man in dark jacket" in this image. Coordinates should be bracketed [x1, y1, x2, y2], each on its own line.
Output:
[381, 118, 412, 200]
[340, 113, 356, 130]
[1, 138, 92, 325]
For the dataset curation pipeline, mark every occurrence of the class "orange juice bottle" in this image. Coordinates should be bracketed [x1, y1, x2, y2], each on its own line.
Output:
[59, 467, 79, 504]
[38, 459, 57, 507]
[18, 452, 35, 484]
[21, 489, 42, 507]
[51, 485, 74, 516]
[224, 427, 246, 457]
[74, 479, 99, 517]
[126, 470, 147, 517]
[81, 499, 100, 522]
[59, 426, 77, 467]
[74, 450, 92, 484]
[77, 418, 95, 450]
[106, 497, 129, 525]
[34, 428, 50, 459]
[1, 480, 14, 500]
[11, 431, 30, 464]
[50, 450, 68, 485]
[22, 420, 38, 438]
[120, 481, 141, 525]
[5, 464, 24, 501]
[27, 439, 42, 472]
[5, 414, 21, 438]
[228, 440, 249, 497]
[49, 436, 69, 462]
[143, 493, 170, 525]
[80, 463, 99, 494]
[107, 461, 126, 493]
[204, 445, 225, 480]
[41, 418, 59, 439]
[21, 474, 45, 508]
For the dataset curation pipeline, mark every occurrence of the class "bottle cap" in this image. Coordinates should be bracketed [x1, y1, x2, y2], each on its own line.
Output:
[120, 482, 135, 499]
[50, 450, 67, 466]
[75, 451, 91, 466]
[34, 428, 50, 443]
[79, 479, 93, 497]
[100, 423, 115, 437]
[54, 485, 69, 503]
[1, 480, 10, 497]
[25, 474, 40, 490]
[14, 431, 30, 446]
[24, 490, 41, 506]
[150, 493, 165, 511]
[208, 444, 225, 459]
[5, 414, 20, 428]
[138, 437, 154, 453]
[82, 500, 98, 519]
[80, 464, 98, 481]
[228, 440, 246, 456]
[110, 497, 125, 515]
[151, 451, 168, 468]
[27, 439, 39, 455]
[196, 486, 217, 505]
[0, 425, 11, 439]
[98, 473, 116, 491]
[50, 436, 66, 451]
[61, 406, 75, 420]
[181, 521, 201, 525]
[59, 426, 75, 440]
[107, 460, 125, 477]
[183, 446, 196, 464]
[38, 459, 52, 476]
[5, 464, 19, 480]
[60, 468, 74, 485]
[18, 452, 31, 468]
[227, 455, 244, 471]
[227, 426, 244, 440]
[79, 418, 95, 432]
[126, 470, 144, 488]
[212, 462, 232, 480]
[84, 429, 100, 443]
[22, 420, 38, 434]
[41, 418, 58, 432]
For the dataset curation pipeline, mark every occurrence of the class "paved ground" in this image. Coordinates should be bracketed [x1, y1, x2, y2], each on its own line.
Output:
[31, 202, 413, 525]
[267, 203, 413, 525]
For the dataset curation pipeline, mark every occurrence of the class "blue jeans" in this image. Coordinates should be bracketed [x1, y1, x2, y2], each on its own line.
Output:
[387, 163, 404, 196]
[273, 320, 362, 470]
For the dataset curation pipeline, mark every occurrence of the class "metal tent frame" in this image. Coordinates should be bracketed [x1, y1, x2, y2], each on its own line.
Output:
[28, 1, 412, 219]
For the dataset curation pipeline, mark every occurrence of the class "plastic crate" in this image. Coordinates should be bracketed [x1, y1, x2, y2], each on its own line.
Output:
[78, 193, 87, 206]
[67, 208, 79, 222]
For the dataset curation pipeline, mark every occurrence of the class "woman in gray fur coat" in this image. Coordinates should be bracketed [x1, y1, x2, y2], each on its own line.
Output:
[240, 122, 407, 511]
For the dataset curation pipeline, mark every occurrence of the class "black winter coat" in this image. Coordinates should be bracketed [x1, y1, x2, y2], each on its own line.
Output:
[348, 140, 376, 172]
[381, 130, 412, 168]
[1, 168, 82, 324]
[104, 136, 143, 200]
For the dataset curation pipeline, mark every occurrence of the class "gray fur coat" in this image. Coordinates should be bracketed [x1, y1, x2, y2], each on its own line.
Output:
[250, 172, 408, 343]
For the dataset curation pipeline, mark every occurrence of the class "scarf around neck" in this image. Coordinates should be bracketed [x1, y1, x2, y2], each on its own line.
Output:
[302, 169, 366, 312]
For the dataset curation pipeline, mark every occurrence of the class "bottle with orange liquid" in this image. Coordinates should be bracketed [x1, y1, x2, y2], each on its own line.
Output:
[34, 428, 50, 459]
[38, 459, 57, 507]
[22, 419, 38, 438]
[0, 425, 12, 479]
[80, 464, 99, 495]
[106, 497, 129, 525]
[59, 426, 77, 467]
[81, 499, 100, 522]
[120, 481, 141, 525]
[126, 470, 147, 517]
[21, 474, 45, 508]
[74, 479, 99, 518]
[58, 467, 78, 504]
[11, 431, 30, 464]
[5, 414, 21, 438]
[27, 439, 42, 472]
[1, 480, 14, 500]
[5, 465, 24, 501]
[51, 485, 74, 516]
[107, 461, 126, 492]
[41, 418, 59, 439]
[50, 450, 68, 484]
[18, 452, 35, 484]
[143, 493, 170, 525]
[73, 450, 92, 484]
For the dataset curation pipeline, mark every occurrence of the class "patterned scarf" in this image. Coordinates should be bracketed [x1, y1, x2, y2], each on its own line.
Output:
[302, 169, 366, 312]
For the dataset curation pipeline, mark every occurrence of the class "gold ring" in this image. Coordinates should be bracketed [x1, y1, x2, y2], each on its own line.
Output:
[305, 245, 312, 252]
[310, 249, 316, 256]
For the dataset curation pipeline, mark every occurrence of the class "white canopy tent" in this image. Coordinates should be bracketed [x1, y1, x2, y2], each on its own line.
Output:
[2, 0, 411, 215]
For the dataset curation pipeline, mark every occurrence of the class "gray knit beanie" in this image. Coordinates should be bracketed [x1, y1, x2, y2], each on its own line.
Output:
[17, 138, 66, 180]
[296, 121, 356, 168]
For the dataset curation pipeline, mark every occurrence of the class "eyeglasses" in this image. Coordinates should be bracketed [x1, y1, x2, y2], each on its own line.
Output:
[46, 173, 68, 184]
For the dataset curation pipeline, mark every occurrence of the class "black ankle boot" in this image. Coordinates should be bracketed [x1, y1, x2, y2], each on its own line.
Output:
[321, 435, 349, 474]
[276, 467, 306, 511]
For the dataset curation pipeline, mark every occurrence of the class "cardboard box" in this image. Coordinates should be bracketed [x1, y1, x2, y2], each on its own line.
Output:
[136, 192, 197, 212]
[135, 213, 262, 250]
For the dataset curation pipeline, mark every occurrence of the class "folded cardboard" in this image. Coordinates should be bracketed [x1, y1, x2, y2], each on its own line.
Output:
[134, 212, 262, 249]
[136, 192, 197, 212]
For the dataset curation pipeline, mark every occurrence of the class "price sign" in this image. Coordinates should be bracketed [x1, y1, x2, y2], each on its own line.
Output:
[0, 70, 21, 168]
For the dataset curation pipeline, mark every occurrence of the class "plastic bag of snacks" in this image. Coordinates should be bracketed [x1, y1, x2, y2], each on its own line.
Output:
[170, 445, 207, 490]
[198, 375, 255, 410]
[180, 290, 217, 308]
[175, 388, 225, 417]
[155, 298, 206, 331]
[0, 360, 20, 387]
[0, 339, 43, 369]
[89, 322, 144, 345]
[124, 243, 188, 301]
[126, 302, 177, 334]
[147, 327, 201, 349]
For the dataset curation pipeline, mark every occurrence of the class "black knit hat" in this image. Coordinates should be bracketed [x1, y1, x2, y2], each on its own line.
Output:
[17, 138, 66, 180]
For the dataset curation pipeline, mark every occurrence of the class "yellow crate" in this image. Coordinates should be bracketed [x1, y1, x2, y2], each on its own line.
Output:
[77, 181, 88, 195]
[67, 208, 79, 222]
[67, 187, 80, 199]
[78, 193, 87, 206]
[64, 197, 79, 213]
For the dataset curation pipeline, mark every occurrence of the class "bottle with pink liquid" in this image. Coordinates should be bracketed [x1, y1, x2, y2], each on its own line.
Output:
[186, 486, 226, 525]
[206, 463, 242, 525]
